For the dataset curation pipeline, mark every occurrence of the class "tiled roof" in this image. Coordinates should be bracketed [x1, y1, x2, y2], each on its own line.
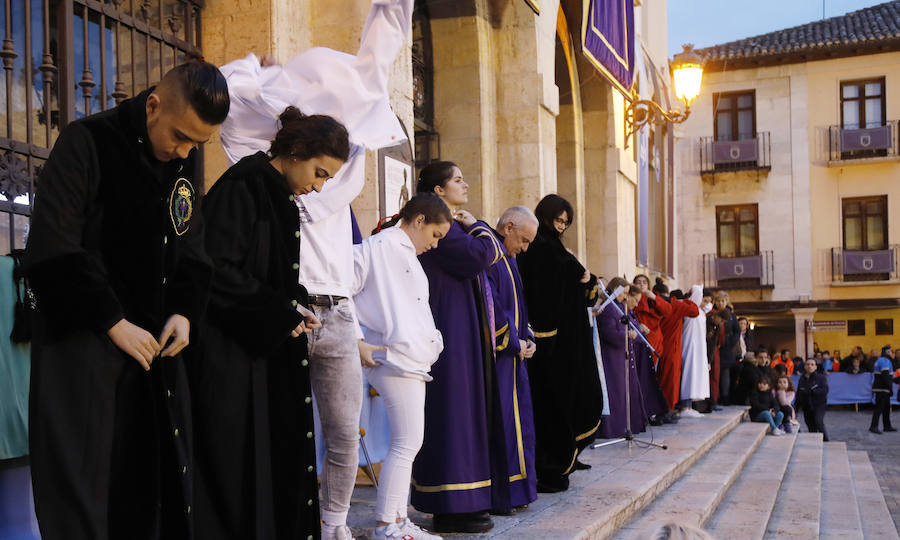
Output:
[696, 1, 900, 65]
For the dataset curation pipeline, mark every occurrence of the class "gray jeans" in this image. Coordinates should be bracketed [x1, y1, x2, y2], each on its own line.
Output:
[308, 300, 363, 526]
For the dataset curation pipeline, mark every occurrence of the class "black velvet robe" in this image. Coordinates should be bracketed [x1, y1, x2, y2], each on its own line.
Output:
[516, 225, 602, 483]
[187, 152, 319, 540]
[24, 89, 210, 540]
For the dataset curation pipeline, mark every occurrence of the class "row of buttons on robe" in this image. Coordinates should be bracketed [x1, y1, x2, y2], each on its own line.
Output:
[165, 388, 191, 516]
[286, 217, 317, 526]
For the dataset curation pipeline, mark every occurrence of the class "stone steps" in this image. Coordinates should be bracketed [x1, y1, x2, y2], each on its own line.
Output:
[849, 450, 900, 540]
[704, 428, 797, 539]
[820, 442, 863, 540]
[611, 421, 769, 539]
[763, 433, 825, 539]
[346, 407, 748, 539]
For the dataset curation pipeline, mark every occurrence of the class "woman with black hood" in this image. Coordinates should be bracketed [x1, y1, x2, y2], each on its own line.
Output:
[517, 194, 602, 493]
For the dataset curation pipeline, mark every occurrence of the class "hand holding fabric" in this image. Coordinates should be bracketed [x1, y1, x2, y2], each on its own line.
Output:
[358, 339, 386, 367]
[108, 318, 161, 371]
[159, 314, 190, 358]
[454, 210, 476, 228]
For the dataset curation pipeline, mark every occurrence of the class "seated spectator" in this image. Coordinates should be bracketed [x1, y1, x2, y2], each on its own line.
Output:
[771, 349, 794, 375]
[750, 378, 785, 436]
[732, 352, 760, 406]
[840, 346, 865, 372]
[773, 364, 788, 378]
[843, 355, 869, 374]
[775, 375, 799, 430]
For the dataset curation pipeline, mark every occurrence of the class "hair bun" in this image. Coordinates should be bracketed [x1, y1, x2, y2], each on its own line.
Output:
[655, 277, 664, 286]
[278, 105, 307, 125]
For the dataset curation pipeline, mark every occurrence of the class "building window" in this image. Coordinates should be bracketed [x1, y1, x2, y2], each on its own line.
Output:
[848, 319, 866, 336]
[713, 90, 755, 141]
[841, 77, 885, 130]
[412, 0, 438, 170]
[716, 204, 759, 258]
[876, 318, 894, 336]
[842, 196, 887, 251]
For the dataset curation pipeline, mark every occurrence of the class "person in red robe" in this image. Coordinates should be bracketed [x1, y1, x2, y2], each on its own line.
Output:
[633, 275, 671, 368]
[654, 280, 700, 411]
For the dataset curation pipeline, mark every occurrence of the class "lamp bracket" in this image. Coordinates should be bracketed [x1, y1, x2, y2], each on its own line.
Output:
[624, 98, 691, 140]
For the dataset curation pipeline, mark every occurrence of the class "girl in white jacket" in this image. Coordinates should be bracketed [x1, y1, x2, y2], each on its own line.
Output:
[351, 194, 451, 540]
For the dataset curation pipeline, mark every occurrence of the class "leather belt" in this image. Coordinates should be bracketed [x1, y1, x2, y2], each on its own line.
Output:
[308, 294, 348, 308]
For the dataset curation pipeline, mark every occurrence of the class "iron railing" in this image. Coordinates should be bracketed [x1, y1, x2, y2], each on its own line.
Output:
[827, 121, 899, 162]
[702, 250, 775, 290]
[831, 245, 900, 283]
[0, 0, 203, 254]
[700, 132, 771, 176]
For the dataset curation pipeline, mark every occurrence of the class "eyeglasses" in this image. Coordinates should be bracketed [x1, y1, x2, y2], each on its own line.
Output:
[553, 217, 570, 229]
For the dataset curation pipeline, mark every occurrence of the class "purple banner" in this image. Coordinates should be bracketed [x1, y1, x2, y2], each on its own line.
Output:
[716, 255, 762, 280]
[712, 138, 758, 163]
[840, 125, 892, 151]
[582, 0, 635, 96]
[843, 249, 894, 274]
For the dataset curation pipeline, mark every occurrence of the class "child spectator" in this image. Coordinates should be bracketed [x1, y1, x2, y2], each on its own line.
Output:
[750, 378, 785, 436]
[775, 376, 799, 431]
[797, 358, 829, 441]
[773, 364, 788, 378]
[870, 345, 898, 435]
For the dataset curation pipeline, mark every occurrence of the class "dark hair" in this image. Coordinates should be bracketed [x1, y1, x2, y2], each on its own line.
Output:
[702, 288, 714, 298]
[670, 289, 685, 300]
[773, 364, 788, 377]
[164, 61, 231, 125]
[781, 349, 789, 355]
[269, 106, 350, 163]
[777, 374, 795, 391]
[534, 194, 574, 235]
[375, 193, 452, 234]
[652, 276, 668, 295]
[883, 345, 893, 356]
[633, 274, 649, 285]
[627, 285, 642, 296]
[416, 161, 458, 194]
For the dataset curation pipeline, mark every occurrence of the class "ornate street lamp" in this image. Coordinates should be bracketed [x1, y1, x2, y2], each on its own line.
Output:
[625, 43, 704, 139]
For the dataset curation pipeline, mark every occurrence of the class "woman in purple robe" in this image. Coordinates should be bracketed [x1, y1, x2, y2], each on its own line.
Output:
[597, 279, 648, 439]
[410, 161, 503, 534]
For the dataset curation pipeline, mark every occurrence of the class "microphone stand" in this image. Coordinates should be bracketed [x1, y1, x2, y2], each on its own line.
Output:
[591, 282, 667, 451]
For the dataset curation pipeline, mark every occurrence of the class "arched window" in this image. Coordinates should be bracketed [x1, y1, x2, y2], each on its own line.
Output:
[0, 0, 203, 252]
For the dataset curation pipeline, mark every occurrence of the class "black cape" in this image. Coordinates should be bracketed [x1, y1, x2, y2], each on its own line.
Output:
[516, 225, 602, 483]
[186, 152, 319, 540]
[25, 89, 210, 540]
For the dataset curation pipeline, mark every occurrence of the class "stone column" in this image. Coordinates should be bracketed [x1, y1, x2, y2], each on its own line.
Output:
[790, 307, 818, 360]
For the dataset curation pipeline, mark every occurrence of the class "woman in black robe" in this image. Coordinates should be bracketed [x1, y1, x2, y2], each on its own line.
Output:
[187, 106, 349, 540]
[516, 194, 602, 493]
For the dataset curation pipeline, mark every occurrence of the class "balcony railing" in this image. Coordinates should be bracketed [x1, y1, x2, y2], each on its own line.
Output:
[700, 132, 772, 176]
[831, 245, 900, 283]
[702, 251, 775, 290]
[828, 121, 899, 162]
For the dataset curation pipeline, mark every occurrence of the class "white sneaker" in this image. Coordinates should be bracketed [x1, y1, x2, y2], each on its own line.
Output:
[680, 409, 702, 418]
[372, 523, 406, 540]
[397, 518, 443, 540]
[322, 524, 355, 540]
[772, 427, 785, 436]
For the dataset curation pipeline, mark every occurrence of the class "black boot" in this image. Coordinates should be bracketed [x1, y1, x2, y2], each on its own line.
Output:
[433, 512, 494, 534]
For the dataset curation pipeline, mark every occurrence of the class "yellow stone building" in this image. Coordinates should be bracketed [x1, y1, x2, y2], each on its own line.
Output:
[0, 0, 675, 292]
[677, 2, 900, 359]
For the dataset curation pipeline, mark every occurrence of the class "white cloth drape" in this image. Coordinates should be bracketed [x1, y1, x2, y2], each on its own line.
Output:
[681, 285, 711, 401]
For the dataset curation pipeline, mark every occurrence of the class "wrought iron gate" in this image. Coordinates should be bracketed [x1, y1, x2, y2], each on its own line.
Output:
[0, 0, 202, 253]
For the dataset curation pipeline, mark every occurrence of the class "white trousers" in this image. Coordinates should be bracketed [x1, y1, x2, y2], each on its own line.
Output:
[366, 366, 426, 523]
